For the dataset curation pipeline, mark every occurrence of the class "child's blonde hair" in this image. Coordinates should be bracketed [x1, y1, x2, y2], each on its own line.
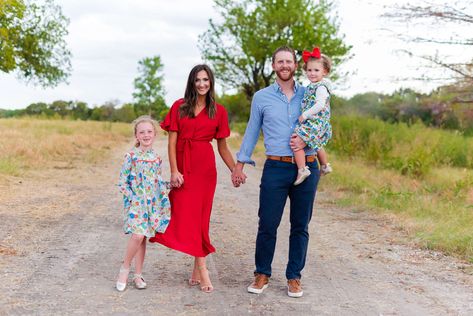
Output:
[132, 115, 158, 147]
[302, 54, 332, 73]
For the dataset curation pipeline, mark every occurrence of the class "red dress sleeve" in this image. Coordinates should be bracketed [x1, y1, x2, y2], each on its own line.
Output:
[160, 99, 183, 132]
[214, 104, 231, 139]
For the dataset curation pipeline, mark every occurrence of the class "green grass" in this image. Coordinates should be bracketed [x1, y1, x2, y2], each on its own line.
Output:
[324, 154, 473, 262]
[0, 158, 22, 176]
[229, 117, 473, 262]
[330, 116, 473, 177]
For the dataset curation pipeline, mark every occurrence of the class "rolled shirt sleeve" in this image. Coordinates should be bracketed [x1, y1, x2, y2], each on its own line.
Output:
[236, 94, 263, 166]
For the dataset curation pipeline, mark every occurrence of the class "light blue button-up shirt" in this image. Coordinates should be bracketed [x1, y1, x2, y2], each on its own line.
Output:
[237, 81, 316, 166]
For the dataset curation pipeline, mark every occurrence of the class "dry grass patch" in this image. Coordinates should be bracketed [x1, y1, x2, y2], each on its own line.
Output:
[0, 118, 131, 176]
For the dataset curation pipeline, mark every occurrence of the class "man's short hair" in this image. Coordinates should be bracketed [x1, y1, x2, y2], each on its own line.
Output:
[272, 46, 297, 64]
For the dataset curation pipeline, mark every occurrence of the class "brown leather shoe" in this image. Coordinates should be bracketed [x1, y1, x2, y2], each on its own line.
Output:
[287, 279, 303, 298]
[247, 273, 269, 294]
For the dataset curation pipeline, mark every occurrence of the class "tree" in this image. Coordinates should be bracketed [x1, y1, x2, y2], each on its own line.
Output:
[216, 91, 250, 122]
[199, 0, 351, 99]
[0, 0, 71, 87]
[71, 101, 91, 120]
[112, 103, 136, 123]
[384, 1, 473, 83]
[132, 56, 167, 120]
[25, 102, 49, 116]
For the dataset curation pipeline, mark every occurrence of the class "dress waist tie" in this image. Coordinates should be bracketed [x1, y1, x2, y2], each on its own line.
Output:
[180, 139, 209, 175]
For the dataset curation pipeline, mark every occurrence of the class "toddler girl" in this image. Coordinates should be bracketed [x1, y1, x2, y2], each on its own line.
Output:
[115, 115, 171, 291]
[293, 47, 333, 185]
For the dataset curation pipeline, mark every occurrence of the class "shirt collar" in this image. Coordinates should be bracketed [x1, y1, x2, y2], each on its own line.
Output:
[272, 80, 301, 94]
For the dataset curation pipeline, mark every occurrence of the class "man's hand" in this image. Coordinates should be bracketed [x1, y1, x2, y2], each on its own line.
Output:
[231, 162, 247, 187]
[290, 133, 307, 152]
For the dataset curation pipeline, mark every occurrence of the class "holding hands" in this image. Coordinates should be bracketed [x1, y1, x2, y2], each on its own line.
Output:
[231, 163, 247, 187]
[170, 171, 184, 188]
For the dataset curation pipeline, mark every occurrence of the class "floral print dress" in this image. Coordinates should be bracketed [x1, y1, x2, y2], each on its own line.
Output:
[118, 147, 171, 237]
[294, 80, 332, 151]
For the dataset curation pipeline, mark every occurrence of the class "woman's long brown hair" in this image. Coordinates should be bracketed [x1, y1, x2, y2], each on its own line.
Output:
[179, 64, 216, 119]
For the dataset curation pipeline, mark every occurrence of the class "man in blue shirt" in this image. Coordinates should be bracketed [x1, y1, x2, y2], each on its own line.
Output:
[232, 46, 320, 298]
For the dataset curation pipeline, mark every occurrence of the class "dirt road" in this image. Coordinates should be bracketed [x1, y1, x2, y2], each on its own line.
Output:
[1, 137, 472, 315]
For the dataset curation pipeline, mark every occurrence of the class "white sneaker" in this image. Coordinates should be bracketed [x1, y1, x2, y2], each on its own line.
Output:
[294, 166, 311, 185]
[320, 163, 332, 176]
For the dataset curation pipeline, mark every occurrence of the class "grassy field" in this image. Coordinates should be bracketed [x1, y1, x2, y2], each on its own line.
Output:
[325, 154, 473, 263]
[2, 117, 472, 263]
[330, 116, 473, 177]
[231, 117, 473, 263]
[0, 118, 131, 177]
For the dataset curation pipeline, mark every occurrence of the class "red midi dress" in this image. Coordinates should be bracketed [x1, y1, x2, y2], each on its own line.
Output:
[149, 99, 230, 257]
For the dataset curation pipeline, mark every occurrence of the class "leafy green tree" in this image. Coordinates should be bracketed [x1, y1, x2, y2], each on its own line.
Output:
[48, 100, 71, 117]
[216, 91, 250, 122]
[0, 0, 71, 87]
[112, 103, 136, 123]
[71, 101, 91, 120]
[25, 102, 50, 116]
[199, 0, 351, 99]
[132, 56, 167, 120]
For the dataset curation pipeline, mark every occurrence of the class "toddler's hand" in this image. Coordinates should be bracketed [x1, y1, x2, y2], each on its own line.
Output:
[298, 115, 305, 123]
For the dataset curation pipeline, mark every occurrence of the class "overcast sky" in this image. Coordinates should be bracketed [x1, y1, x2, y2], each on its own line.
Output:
[0, 0, 465, 109]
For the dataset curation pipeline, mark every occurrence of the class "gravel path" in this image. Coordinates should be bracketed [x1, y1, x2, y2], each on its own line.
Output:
[1, 137, 472, 315]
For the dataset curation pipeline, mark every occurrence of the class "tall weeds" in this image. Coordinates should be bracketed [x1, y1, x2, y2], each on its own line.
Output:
[330, 116, 473, 177]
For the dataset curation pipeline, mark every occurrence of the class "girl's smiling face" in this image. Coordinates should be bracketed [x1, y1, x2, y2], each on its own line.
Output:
[135, 121, 156, 149]
[305, 59, 327, 83]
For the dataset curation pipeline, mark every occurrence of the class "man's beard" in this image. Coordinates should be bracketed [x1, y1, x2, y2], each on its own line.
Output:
[275, 68, 296, 82]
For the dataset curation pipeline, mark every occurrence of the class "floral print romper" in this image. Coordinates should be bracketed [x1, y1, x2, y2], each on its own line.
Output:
[118, 147, 171, 237]
[294, 80, 332, 151]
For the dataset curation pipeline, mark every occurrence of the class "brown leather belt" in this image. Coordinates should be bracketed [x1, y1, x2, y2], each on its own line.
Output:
[266, 155, 317, 163]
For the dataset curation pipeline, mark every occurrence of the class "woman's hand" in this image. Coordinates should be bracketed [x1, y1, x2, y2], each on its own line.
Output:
[231, 163, 247, 187]
[170, 171, 184, 188]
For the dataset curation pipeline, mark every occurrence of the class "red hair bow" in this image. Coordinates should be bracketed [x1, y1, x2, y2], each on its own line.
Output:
[302, 47, 321, 63]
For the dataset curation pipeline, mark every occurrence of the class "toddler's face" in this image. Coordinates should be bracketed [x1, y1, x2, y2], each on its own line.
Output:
[305, 60, 327, 83]
[135, 122, 156, 149]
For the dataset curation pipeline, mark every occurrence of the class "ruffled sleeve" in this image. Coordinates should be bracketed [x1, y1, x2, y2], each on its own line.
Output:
[117, 152, 134, 199]
[214, 104, 231, 139]
[160, 99, 183, 132]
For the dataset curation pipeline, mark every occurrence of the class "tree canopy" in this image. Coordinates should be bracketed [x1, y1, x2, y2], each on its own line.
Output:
[0, 0, 71, 87]
[199, 0, 351, 99]
[132, 55, 167, 120]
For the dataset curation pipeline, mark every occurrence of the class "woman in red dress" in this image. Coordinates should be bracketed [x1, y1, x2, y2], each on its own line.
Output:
[149, 64, 236, 293]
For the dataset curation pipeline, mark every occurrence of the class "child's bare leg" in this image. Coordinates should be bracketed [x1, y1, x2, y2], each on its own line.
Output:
[292, 135, 306, 169]
[293, 146, 306, 169]
[317, 148, 328, 166]
[292, 136, 311, 185]
[134, 237, 147, 275]
[118, 234, 145, 283]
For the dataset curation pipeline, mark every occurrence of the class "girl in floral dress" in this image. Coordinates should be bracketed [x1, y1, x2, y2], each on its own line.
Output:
[115, 115, 171, 291]
[293, 47, 333, 185]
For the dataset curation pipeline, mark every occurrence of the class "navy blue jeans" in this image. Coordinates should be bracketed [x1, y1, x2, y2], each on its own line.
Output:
[255, 159, 319, 280]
